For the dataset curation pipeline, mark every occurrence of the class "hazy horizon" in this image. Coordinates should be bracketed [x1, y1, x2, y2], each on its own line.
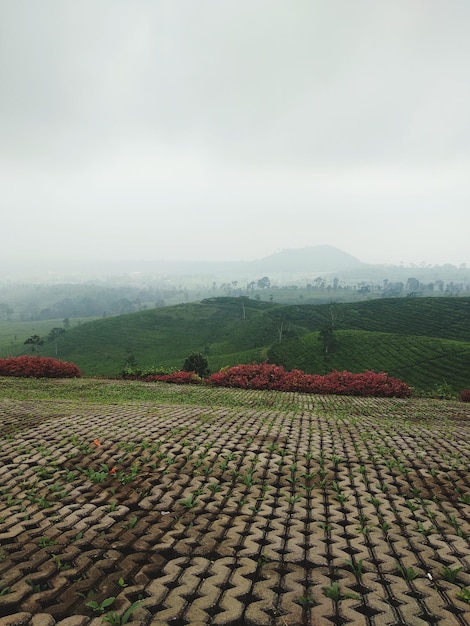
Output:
[1, 1, 469, 271]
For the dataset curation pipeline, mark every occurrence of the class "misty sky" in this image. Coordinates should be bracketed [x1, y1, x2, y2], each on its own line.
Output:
[1, 1, 469, 272]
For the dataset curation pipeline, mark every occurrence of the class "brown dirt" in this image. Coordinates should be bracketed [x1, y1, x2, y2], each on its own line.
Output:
[0, 391, 470, 625]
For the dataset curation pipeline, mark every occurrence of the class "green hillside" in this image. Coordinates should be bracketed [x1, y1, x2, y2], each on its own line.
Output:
[38, 298, 277, 377]
[267, 297, 470, 342]
[268, 330, 470, 393]
[28, 296, 470, 393]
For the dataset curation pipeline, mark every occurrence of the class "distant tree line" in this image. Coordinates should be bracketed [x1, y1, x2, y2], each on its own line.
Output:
[1, 273, 470, 323]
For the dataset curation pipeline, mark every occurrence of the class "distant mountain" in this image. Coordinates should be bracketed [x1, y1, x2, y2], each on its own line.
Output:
[49, 245, 362, 277]
[9, 245, 468, 283]
[247, 245, 364, 273]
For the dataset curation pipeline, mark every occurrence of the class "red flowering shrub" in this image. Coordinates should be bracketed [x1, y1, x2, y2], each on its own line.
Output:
[318, 370, 412, 397]
[209, 363, 288, 391]
[460, 389, 470, 402]
[0, 356, 81, 378]
[143, 370, 200, 385]
[207, 364, 411, 398]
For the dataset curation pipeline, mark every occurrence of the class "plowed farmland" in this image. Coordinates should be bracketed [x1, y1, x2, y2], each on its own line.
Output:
[0, 379, 469, 626]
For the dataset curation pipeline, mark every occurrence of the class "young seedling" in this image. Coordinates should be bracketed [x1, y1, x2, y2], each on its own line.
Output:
[345, 558, 365, 578]
[52, 554, 71, 571]
[368, 496, 381, 509]
[241, 471, 257, 487]
[416, 521, 435, 536]
[257, 553, 271, 568]
[86, 596, 116, 613]
[331, 454, 346, 467]
[38, 537, 57, 548]
[103, 600, 144, 625]
[396, 562, 419, 581]
[179, 494, 198, 509]
[457, 587, 470, 604]
[0, 582, 11, 596]
[122, 516, 138, 530]
[323, 582, 359, 602]
[286, 494, 302, 504]
[26, 578, 43, 593]
[441, 565, 462, 584]
[207, 482, 222, 494]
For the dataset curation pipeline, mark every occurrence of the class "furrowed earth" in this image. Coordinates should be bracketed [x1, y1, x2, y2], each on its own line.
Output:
[0, 379, 469, 625]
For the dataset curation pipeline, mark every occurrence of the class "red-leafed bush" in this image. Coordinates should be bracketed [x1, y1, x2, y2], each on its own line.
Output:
[143, 370, 200, 385]
[0, 356, 81, 378]
[318, 370, 412, 397]
[208, 363, 288, 391]
[460, 389, 470, 402]
[207, 363, 411, 398]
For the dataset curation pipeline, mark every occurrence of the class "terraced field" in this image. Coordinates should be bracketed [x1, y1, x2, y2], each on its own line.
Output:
[268, 330, 470, 392]
[0, 379, 469, 625]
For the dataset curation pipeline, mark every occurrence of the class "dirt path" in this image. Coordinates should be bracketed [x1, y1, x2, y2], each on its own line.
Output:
[0, 392, 469, 625]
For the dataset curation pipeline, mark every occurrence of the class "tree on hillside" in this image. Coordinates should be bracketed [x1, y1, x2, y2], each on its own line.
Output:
[257, 276, 271, 289]
[122, 351, 139, 373]
[319, 326, 336, 373]
[182, 352, 210, 378]
[47, 327, 66, 356]
[0, 302, 13, 321]
[24, 334, 44, 354]
[239, 296, 249, 321]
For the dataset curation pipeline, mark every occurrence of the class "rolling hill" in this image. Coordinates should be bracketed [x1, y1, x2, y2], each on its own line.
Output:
[246, 244, 364, 273]
[32, 296, 470, 394]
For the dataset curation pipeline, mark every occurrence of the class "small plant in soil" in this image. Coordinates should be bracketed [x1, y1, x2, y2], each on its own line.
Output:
[207, 482, 222, 494]
[38, 537, 57, 548]
[457, 587, 470, 604]
[345, 558, 365, 578]
[296, 594, 316, 607]
[52, 554, 72, 571]
[26, 579, 43, 593]
[103, 600, 144, 625]
[323, 582, 360, 602]
[179, 494, 198, 509]
[416, 521, 435, 536]
[286, 494, 302, 504]
[441, 565, 462, 584]
[0, 582, 11, 596]
[123, 516, 138, 530]
[257, 553, 271, 568]
[64, 470, 77, 482]
[241, 470, 257, 486]
[86, 596, 116, 613]
[396, 563, 420, 581]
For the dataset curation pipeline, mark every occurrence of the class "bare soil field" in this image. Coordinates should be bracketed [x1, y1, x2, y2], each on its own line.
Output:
[0, 379, 469, 625]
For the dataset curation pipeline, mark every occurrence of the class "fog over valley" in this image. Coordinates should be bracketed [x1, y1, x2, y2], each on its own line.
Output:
[1, 1, 469, 275]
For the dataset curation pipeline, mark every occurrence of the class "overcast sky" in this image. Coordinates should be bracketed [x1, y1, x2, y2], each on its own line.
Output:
[1, 1, 469, 272]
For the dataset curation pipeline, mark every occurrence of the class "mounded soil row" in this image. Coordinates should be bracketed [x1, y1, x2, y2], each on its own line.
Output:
[0, 386, 469, 625]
